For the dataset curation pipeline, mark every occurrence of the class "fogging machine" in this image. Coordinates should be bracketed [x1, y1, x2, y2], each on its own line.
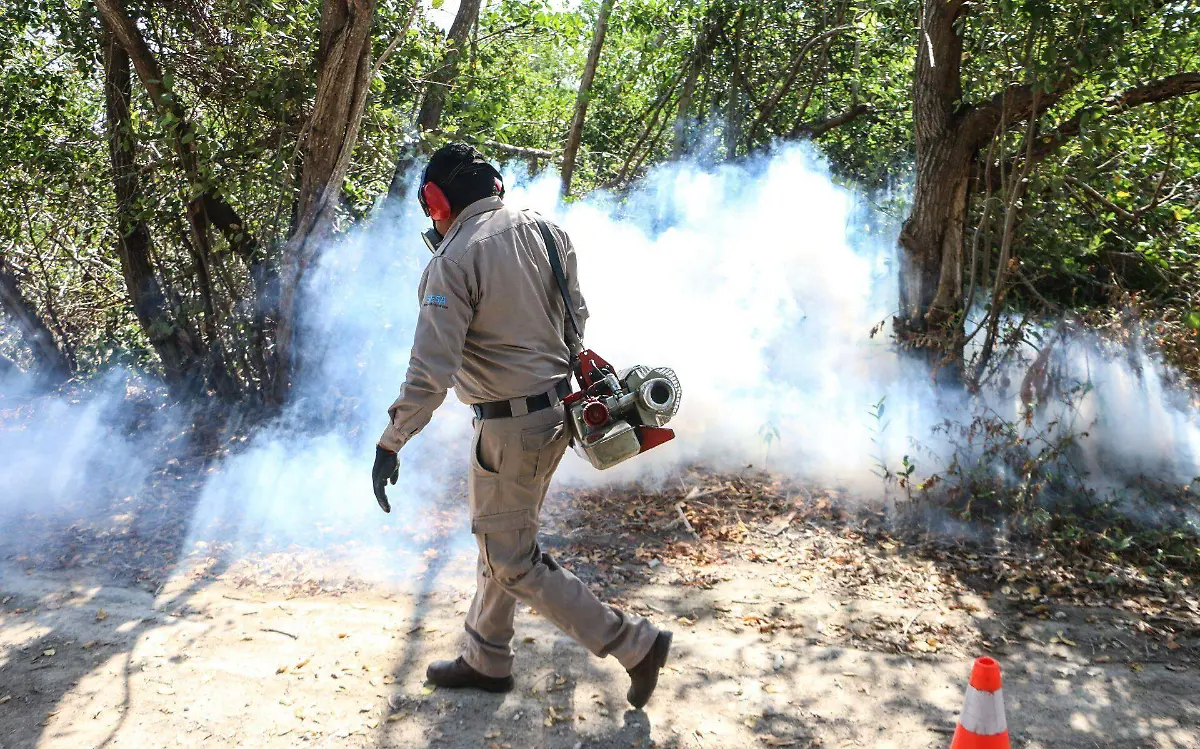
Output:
[564, 349, 681, 470]
[535, 217, 681, 471]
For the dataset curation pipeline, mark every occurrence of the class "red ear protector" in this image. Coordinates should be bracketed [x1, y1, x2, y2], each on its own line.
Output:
[418, 158, 504, 222]
[420, 181, 453, 222]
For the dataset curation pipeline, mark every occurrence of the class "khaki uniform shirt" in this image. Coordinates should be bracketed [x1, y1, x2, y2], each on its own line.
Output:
[378, 196, 588, 452]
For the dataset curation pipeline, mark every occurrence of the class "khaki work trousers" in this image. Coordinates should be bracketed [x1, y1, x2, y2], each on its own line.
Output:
[461, 403, 660, 678]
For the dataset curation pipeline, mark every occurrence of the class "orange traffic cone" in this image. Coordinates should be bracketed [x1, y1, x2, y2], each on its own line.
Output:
[950, 657, 1010, 749]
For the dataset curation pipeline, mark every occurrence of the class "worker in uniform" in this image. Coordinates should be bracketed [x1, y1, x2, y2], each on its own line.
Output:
[371, 142, 672, 708]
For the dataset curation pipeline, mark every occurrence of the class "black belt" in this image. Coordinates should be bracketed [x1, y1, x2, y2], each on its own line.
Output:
[472, 379, 573, 420]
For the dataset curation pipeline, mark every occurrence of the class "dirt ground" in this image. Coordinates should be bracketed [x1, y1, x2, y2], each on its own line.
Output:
[2, 468, 1199, 749]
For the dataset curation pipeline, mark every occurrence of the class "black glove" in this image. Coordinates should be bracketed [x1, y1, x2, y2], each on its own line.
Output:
[372, 446, 399, 513]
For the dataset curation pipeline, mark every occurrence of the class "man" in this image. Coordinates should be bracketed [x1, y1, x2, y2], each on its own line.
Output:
[372, 142, 672, 708]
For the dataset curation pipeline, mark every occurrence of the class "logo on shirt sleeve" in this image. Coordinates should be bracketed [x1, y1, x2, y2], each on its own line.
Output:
[423, 293, 448, 308]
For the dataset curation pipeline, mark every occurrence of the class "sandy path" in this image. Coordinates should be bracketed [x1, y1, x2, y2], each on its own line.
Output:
[3, 521, 1198, 749]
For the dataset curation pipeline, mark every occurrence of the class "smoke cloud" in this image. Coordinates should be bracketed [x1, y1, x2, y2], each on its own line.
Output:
[0, 368, 191, 564]
[3, 143, 1198, 580]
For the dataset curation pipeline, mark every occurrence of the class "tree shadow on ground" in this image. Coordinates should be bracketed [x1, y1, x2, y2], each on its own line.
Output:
[0, 431, 229, 749]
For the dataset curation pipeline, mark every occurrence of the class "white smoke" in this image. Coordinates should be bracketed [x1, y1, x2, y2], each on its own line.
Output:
[184, 144, 922, 568]
[187, 142, 1200, 553]
[4, 143, 1199, 578]
[0, 369, 188, 557]
[526, 148, 918, 487]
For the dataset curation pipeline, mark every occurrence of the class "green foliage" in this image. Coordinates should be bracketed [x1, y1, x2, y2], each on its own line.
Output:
[0, 0, 1197, 393]
[0, 1, 124, 373]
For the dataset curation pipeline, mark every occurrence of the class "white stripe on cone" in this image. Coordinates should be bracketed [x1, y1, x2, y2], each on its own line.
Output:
[959, 686, 1007, 735]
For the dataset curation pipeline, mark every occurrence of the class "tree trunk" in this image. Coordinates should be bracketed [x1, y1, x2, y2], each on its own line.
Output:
[95, 0, 263, 275]
[897, 145, 971, 374]
[895, 0, 970, 379]
[101, 26, 204, 391]
[94, 2, 257, 263]
[0, 252, 71, 381]
[417, 0, 481, 132]
[897, 2, 1200, 381]
[561, 0, 616, 196]
[269, 0, 377, 404]
[388, 0, 482, 201]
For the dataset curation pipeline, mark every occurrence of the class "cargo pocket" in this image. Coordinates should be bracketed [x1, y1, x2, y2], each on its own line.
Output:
[471, 508, 533, 534]
[519, 420, 568, 483]
[473, 514, 536, 584]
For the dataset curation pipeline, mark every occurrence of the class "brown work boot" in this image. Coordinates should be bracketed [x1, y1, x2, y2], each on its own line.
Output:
[626, 631, 673, 708]
[426, 656, 514, 693]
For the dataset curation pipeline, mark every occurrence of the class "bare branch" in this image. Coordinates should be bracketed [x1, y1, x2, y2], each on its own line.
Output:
[746, 25, 854, 144]
[1064, 176, 1137, 221]
[788, 104, 876, 140]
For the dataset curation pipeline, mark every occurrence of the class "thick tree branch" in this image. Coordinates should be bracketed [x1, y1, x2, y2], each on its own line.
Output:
[0, 252, 71, 380]
[416, 0, 481, 132]
[958, 74, 1080, 151]
[979, 72, 1200, 190]
[561, 0, 616, 196]
[387, 0, 482, 201]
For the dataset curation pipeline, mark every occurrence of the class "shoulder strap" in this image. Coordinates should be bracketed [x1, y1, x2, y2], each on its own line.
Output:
[535, 218, 583, 347]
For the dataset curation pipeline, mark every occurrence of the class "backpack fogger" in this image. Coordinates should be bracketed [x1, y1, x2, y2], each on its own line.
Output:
[535, 219, 681, 470]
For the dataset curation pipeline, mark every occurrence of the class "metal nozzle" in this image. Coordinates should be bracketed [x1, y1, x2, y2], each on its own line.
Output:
[639, 377, 676, 414]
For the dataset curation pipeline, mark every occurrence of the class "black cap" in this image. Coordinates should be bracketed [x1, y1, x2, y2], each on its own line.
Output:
[423, 142, 502, 213]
